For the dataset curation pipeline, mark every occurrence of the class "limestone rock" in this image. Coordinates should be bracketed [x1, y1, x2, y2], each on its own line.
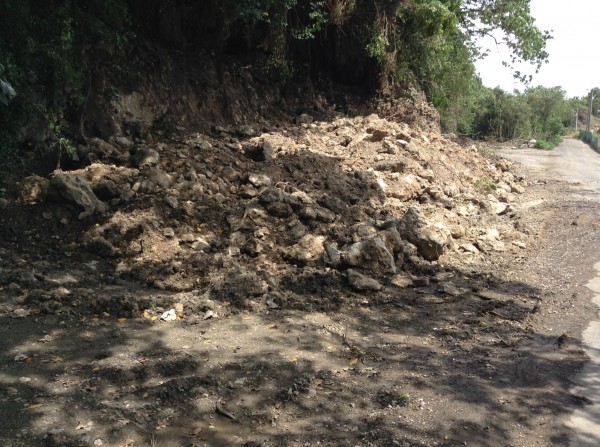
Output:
[475, 228, 505, 252]
[288, 235, 326, 263]
[398, 207, 450, 261]
[317, 194, 347, 214]
[50, 174, 107, 215]
[133, 148, 160, 168]
[323, 243, 342, 267]
[114, 136, 134, 148]
[191, 237, 211, 251]
[248, 173, 272, 188]
[87, 236, 116, 257]
[298, 113, 313, 125]
[134, 167, 172, 193]
[347, 269, 382, 292]
[93, 179, 120, 200]
[342, 237, 396, 274]
[89, 138, 120, 159]
[19, 175, 49, 203]
[388, 174, 422, 201]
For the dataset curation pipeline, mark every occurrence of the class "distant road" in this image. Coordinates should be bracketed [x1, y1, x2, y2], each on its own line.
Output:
[502, 137, 600, 447]
[500, 138, 600, 195]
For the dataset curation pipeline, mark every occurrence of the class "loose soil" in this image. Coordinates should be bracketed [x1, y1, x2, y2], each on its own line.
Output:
[1, 135, 599, 447]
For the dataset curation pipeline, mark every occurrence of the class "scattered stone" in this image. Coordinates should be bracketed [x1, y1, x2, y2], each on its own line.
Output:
[135, 167, 172, 193]
[174, 302, 185, 316]
[134, 147, 160, 168]
[413, 277, 430, 287]
[437, 282, 462, 296]
[288, 235, 326, 263]
[87, 236, 117, 257]
[180, 233, 196, 243]
[343, 237, 397, 274]
[347, 269, 382, 292]
[475, 229, 506, 252]
[511, 183, 525, 194]
[49, 174, 107, 215]
[163, 228, 175, 238]
[12, 308, 30, 318]
[460, 243, 479, 254]
[245, 141, 275, 161]
[266, 202, 293, 218]
[317, 194, 346, 214]
[298, 113, 313, 125]
[14, 353, 28, 362]
[191, 237, 211, 251]
[248, 173, 272, 188]
[391, 273, 413, 288]
[165, 196, 179, 209]
[160, 309, 177, 321]
[114, 136, 134, 148]
[19, 175, 49, 203]
[323, 243, 342, 267]
[398, 207, 450, 261]
[367, 128, 389, 142]
[238, 184, 259, 198]
[380, 138, 398, 154]
[94, 179, 120, 200]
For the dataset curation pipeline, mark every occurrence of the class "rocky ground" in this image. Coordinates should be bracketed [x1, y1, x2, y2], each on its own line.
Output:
[0, 115, 598, 447]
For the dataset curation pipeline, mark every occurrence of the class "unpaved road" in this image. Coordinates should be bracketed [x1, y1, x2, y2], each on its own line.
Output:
[503, 138, 600, 447]
[502, 138, 600, 198]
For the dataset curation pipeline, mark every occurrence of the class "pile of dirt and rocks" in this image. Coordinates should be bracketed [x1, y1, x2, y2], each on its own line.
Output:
[1, 113, 530, 320]
[4, 115, 598, 447]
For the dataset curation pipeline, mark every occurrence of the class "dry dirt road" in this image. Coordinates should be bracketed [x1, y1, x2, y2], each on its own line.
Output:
[502, 138, 600, 447]
[502, 138, 600, 198]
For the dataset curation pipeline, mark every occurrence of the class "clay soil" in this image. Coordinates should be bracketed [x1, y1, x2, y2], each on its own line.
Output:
[1, 133, 599, 447]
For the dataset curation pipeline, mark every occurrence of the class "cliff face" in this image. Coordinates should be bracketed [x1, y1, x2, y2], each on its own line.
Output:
[79, 1, 440, 143]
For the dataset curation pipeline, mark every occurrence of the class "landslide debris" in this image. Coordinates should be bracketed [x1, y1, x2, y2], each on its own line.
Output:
[1, 114, 529, 317]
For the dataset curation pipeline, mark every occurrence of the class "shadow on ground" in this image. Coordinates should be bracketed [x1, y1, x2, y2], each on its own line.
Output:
[0, 265, 592, 447]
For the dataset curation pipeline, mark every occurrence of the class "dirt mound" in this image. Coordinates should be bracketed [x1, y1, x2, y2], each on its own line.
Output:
[1, 113, 529, 318]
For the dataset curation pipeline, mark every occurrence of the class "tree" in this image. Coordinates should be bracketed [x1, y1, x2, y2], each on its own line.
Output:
[459, 0, 551, 81]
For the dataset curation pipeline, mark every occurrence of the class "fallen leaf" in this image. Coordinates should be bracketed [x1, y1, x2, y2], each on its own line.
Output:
[53, 356, 63, 363]
[348, 357, 359, 366]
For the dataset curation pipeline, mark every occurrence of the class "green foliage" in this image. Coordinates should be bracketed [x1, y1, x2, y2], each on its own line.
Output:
[465, 86, 572, 144]
[460, 0, 551, 82]
[292, 1, 328, 40]
[580, 131, 600, 153]
[474, 177, 498, 193]
[0, 0, 558, 177]
[0, 0, 130, 169]
[397, 392, 410, 406]
[534, 138, 557, 150]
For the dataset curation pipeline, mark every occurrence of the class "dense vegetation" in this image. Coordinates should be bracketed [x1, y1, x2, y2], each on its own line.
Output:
[0, 0, 594, 188]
